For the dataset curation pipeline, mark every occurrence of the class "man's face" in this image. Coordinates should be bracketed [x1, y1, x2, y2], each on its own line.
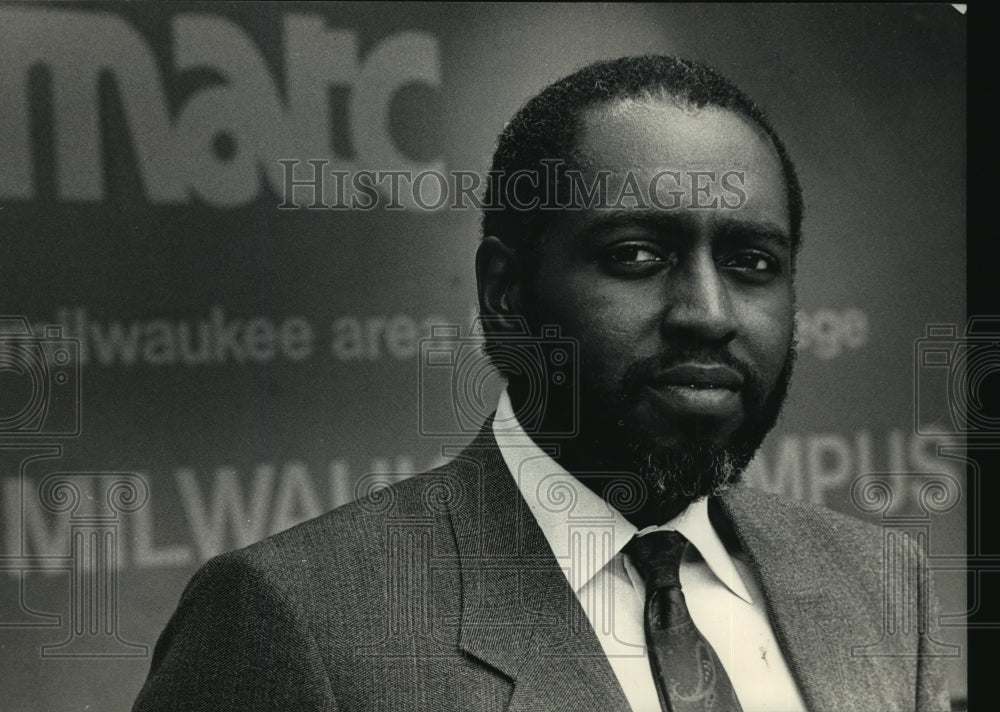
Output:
[521, 97, 796, 514]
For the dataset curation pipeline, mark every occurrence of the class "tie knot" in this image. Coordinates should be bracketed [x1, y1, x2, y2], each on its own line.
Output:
[625, 530, 688, 590]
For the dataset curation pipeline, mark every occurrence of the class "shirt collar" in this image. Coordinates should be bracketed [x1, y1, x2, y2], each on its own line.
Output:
[492, 389, 753, 604]
[636, 497, 753, 603]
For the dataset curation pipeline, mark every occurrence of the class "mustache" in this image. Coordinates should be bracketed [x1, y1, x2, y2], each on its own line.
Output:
[620, 348, 765, 402]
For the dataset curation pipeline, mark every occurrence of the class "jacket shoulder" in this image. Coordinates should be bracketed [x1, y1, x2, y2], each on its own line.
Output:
[135, 457, 479, 710]
[245, 455, 476, 561]
[719, 484, 910, 582]
[724, 484, 884, 541]
[194, 451, 485, 604]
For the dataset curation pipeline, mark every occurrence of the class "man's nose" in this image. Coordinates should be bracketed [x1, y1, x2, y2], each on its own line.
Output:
[660, 253, 737, 343]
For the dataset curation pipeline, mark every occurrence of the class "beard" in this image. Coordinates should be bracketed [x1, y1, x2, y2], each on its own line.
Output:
[573, 341, 797, 522]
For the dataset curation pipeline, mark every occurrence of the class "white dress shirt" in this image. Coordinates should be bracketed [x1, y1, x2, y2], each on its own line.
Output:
[492, 390, 808, 712]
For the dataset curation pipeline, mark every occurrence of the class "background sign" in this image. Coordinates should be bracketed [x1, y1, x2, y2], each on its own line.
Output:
[0, 3, 967, 710]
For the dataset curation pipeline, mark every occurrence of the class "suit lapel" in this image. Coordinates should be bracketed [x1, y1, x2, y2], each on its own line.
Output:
[444, 426, 632, 712]
[715, 487, 871, 712]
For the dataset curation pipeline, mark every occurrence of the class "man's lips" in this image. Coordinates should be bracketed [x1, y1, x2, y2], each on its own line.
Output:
[644, 363, 744, 418]
[650, 364, 744, 390]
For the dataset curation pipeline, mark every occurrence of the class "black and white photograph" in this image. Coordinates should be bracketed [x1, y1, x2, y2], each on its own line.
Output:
[0, 3, 973, 711]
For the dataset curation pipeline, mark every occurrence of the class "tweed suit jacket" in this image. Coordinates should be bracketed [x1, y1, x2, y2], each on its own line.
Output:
[133, 424, 952, 712]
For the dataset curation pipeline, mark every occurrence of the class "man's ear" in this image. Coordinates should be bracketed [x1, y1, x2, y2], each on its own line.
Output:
[476, 236, 527, 331]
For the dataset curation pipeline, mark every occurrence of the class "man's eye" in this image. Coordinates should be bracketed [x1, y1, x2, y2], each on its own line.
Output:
[720, 251, 779, 280]
[606, 245, 664, 264]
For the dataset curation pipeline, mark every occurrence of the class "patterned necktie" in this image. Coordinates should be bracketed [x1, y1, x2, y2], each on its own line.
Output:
[625, 530, 743, 712]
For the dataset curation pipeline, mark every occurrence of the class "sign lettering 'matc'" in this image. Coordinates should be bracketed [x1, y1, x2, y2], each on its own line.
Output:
[0, 8, 443, 207]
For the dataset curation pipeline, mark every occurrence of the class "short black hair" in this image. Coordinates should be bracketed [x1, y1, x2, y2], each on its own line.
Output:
[481, 55, 804, 261]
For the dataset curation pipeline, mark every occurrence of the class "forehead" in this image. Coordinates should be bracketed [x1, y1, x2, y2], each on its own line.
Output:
[574, 97, 790, 227]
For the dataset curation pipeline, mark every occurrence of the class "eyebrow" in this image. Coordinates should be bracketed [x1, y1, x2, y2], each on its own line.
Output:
[576, 211, 792, 250]
[575, 211, 691, 243]
[714, 220, 791, 250]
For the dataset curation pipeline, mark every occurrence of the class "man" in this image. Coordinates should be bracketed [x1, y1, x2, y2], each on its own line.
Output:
[133, 56, 951, 711]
